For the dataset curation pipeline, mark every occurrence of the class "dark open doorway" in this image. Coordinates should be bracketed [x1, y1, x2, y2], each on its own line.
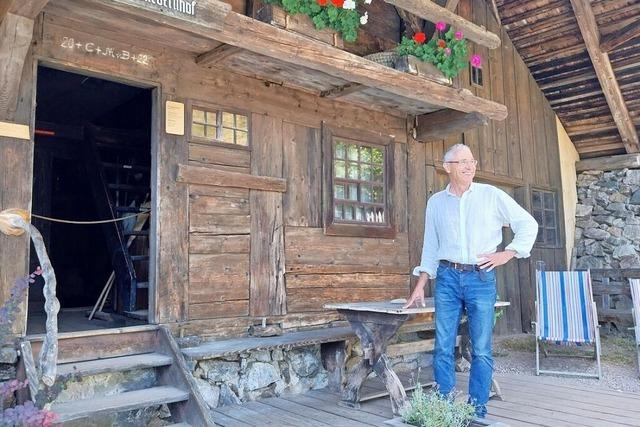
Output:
[28, 66, 153, 334]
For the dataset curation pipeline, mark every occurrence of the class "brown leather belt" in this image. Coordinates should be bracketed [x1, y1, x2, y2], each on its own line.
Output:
[439, 260, 480, 272]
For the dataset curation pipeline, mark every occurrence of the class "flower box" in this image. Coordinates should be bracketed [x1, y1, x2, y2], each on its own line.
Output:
[394, 55, 453, 86]
[385, 417, 509, 427]
[255, 3, 344, 48]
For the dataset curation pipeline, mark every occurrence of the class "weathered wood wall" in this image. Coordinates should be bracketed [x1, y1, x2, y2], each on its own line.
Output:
[2, 0, 565, 338]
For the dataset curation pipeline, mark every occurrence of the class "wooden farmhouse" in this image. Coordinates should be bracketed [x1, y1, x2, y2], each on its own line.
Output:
[0, 0, 637, 425]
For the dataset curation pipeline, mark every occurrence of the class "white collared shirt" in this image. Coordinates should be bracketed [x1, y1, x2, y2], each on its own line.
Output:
[412, 182, 538, 278]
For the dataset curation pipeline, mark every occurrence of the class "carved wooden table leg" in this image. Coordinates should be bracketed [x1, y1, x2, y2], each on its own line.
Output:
[338, 309, 410, 415]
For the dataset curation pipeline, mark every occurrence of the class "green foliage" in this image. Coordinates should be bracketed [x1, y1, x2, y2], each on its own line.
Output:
[401, 386, 476, 427]
[263, 0, 363, 42]
[396, 27, 470, 79]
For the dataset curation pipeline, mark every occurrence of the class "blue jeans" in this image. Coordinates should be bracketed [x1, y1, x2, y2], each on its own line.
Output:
[433, 264, 497, 418]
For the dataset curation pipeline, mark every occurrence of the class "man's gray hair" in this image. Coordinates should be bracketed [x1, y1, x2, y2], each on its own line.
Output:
[443, 143, 471, 162]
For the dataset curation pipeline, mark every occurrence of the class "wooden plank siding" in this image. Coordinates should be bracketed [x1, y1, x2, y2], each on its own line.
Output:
[1, 0, 564, 338]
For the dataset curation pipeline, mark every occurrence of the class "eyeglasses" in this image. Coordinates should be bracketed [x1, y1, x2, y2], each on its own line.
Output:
[444, 159, 478, 166]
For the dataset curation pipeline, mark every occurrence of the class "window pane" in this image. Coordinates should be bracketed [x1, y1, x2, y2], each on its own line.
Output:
[544, 214, 556, 229]
[222, 112, 235, 127]
[335, 142, 346, 159]
[372, 165, 384, 183]
[373, 186, 384, 203]
[348, 144, 358, 161]
[348, 184, 358, 201]
[222, 127, 234, 143]
[360, 146, 372, 163]
[236, 114, 248, 131]
[334, 204, 343, 220]
[347, 163, 359, 179]
[193, 109, 205, 123]
[334, 184, 345, 199]
[375, 208, 385, 223]
[334, 160, 345, 178]
[192, 123, 205, 138]
[361, 185, 372, 203]
[532, 191, 542, 209]
[546, 228, 557, 245]
[236, 130, 248, 146]
[365, 207, 374, 222]
[533, 209, 543, 224]
[204, 125, 217, 139]
[361, 164, 372, 181]
[206, 111, 217, 124]
[344, 205, 354, 220]
[543, 192, 554, 209]
[355, 206, 364, 221]
[372, 148, 384, 165]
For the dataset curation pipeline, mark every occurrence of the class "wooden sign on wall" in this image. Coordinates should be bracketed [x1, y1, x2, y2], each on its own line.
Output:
[0, 122, 30, 140]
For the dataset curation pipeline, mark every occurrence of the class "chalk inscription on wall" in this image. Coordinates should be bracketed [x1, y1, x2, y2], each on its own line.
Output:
[60, 36, 153, 66]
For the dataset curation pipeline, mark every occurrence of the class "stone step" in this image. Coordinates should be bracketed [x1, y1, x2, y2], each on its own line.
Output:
[57, 352, 173, 377]
[52, 386, 189, 423]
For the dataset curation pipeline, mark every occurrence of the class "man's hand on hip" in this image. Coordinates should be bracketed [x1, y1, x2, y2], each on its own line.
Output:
[477, 250, 517, 271]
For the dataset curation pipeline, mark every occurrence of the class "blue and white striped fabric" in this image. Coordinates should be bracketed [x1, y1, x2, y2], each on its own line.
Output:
[536, 270, 596, 343]
[630, 279, 640, 344]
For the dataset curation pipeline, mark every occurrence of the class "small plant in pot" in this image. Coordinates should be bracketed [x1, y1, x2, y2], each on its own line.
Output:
[396, 21, 482, 80]
[399, 385, 476, 427]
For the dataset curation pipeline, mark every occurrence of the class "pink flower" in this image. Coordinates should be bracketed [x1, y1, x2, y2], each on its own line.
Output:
[455, 31, 463, 40]
[444, 48, 452, 56]
[435, 21, 447, 32]
[470, 54, 482, 68]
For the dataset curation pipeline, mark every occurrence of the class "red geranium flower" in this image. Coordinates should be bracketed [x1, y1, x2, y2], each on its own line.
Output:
[317, 0, 328, 5]
[331, 0, 344, 7]
[413, 32, 427, 44]
[437, 39, 447, 48]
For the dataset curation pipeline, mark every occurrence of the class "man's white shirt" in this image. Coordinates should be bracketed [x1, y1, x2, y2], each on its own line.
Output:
[412, 182, 538, 278]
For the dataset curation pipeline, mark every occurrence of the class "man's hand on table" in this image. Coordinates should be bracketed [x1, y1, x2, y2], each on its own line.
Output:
[404, 273, 429, 308]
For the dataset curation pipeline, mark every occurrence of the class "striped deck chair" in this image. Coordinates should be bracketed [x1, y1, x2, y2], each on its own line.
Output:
[533, 265, 602, 379]
[630, 279, 640, 377]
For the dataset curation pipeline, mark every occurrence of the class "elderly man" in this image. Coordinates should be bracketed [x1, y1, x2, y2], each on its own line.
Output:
[405, 143, 537, 418]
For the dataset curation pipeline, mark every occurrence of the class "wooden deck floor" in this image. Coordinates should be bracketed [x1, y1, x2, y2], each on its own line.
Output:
[212, 371, 640, 427]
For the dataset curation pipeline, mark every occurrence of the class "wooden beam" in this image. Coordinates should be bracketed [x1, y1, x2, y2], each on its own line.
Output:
[196, 44, 243, 67]
[176, 164, 287, 192]
[206, 10, 508, 120]
[414, 109, 488, 141]
[600, 19, 640, 52]
[0, 13, 34, 119]
[1, 0, 49, 21]
[570, 0, 639, 153]
[319, 83, 366, 99]
[576, 153, 640, 172]
[87, 0, 231, 36]
[444, 0, 460, 11]
[383, 0, 501, 49]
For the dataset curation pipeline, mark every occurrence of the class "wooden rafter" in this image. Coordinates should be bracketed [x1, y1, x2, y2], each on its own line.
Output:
[383, 0, 501, 48]
[196, 44, 243, 67]
[600, 19, 640, 52]
[570, 0, 639, 153]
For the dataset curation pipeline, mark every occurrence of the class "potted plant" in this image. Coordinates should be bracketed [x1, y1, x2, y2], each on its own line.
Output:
[395, 22, 482, 84]
[384, 386, 505, 427]
[257, 0, 371, 45]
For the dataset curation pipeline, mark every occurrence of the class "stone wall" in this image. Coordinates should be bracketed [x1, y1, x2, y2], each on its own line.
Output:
[190, 341, 431, 409]
[574, 169, 640, 269]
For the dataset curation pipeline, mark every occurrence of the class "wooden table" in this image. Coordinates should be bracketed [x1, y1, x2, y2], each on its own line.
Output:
[324, 299, 510, 415]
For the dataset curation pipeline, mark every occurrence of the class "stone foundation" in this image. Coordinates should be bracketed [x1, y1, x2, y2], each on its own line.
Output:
[190, 340, 432, 409]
